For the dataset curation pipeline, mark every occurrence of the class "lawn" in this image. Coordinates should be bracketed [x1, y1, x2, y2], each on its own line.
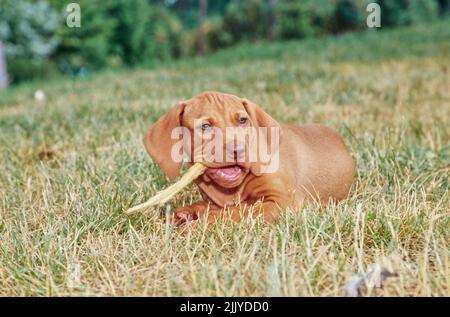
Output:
[0, 21, 449, 296]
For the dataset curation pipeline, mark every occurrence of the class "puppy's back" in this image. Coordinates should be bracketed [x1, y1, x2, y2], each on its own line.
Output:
[282, 124, 355, 202]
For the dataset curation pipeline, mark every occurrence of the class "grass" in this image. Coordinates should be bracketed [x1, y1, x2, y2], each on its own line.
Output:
[0, 21, 449, 296]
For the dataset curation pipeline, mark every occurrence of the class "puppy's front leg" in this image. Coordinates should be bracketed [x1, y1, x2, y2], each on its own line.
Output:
[172, 200, 217, 226]
[178, 200, 284, 229]
[220, 201, 283, 223]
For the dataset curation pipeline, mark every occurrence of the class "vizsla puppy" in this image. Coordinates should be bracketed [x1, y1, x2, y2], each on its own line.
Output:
[144, 92, 355, 226]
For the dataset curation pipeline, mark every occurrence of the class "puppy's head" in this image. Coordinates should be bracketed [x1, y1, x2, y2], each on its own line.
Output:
[144, 92, 280, 188]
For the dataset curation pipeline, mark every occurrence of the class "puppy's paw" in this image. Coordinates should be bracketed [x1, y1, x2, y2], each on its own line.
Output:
[171, 206, 200, 227]
[177, 219, 201, 234]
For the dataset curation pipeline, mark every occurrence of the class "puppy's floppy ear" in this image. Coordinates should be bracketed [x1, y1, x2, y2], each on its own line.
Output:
[242, 99, 280, 128]
[144, 102, 186, 180]
[242, 99, 281, 176]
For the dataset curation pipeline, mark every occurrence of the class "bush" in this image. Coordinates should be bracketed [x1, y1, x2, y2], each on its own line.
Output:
[148, 5, 184, 61]
[7, 58, 59, 83]
[437, 0, 450, 15]
[276, 0, 336, 39]
[174, 18, 233, 58]
[1, 0, 446, 85]
[0, 0, 60, 59]
[332, 0, 364, 33]
[379, 0, 439, 28]
[110, 0, 183, 65]
[54, 0, 183, 73]
[223, 0, 271, 43]
[205, 17, 233, 52]
[0, 0, 60, 83]
[407, 0, 439, 24]
[178, 31, 197, 58]
[53, 0, 116, 75]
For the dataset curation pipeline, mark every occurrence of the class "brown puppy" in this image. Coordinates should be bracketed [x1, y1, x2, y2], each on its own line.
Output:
[145, 92, 355, 226]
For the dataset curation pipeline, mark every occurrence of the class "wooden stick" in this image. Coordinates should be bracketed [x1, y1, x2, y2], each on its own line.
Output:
[125, 163, 207, 216]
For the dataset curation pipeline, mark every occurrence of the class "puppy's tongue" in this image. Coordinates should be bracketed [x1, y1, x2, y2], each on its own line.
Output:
[213, 166, 242, 181]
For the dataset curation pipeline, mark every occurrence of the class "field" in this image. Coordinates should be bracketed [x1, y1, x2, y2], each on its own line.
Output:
[0, 21, 449, 296]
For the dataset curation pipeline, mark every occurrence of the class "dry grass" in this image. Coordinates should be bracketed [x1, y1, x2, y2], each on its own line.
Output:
[0, 22, 449, 296]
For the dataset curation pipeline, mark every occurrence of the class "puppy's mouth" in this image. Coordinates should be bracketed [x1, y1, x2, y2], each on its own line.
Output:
[208, 165, 243, 181]
[203, 164, 248, 185]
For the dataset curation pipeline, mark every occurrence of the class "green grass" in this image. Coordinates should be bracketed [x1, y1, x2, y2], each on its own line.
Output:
[0, 21, 449, 296]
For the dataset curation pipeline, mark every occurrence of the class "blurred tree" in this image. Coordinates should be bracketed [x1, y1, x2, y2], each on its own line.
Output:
[276, 0, 335, 39]
[437, 0, 450, 15]
[0, 0, 446, 85]
[197, 0, 208, 54]
[0, 0, 60, 60]
[377, 0, 410, 27]
[378, 0, 439, 27]
[110, 0, 183, 64]
[53, 0, 115, 74]
[0, 42, 7, 89]
[0, 0, 60, 83]
[53, 0, 183, 72]
[206, 0, 231, 15]
[170, 0, 198, 28]
[169, 0, 231, 27]
[223, 0, 271, 43]
[407, 0, 439, 23]
[204, 17, 233, 52]
[332, 0, 363, 33]
[268, 0, 279, 40]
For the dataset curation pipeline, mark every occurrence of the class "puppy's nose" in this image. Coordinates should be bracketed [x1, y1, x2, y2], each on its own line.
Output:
[226, 142, 245, 162]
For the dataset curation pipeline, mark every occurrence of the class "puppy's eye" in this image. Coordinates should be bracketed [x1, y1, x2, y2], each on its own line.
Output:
[201, 123, 212, 132]
[238, 117, 248, 125]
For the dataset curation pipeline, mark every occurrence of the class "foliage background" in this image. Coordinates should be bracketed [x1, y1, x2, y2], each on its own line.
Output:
[0, 0, 449, 84]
